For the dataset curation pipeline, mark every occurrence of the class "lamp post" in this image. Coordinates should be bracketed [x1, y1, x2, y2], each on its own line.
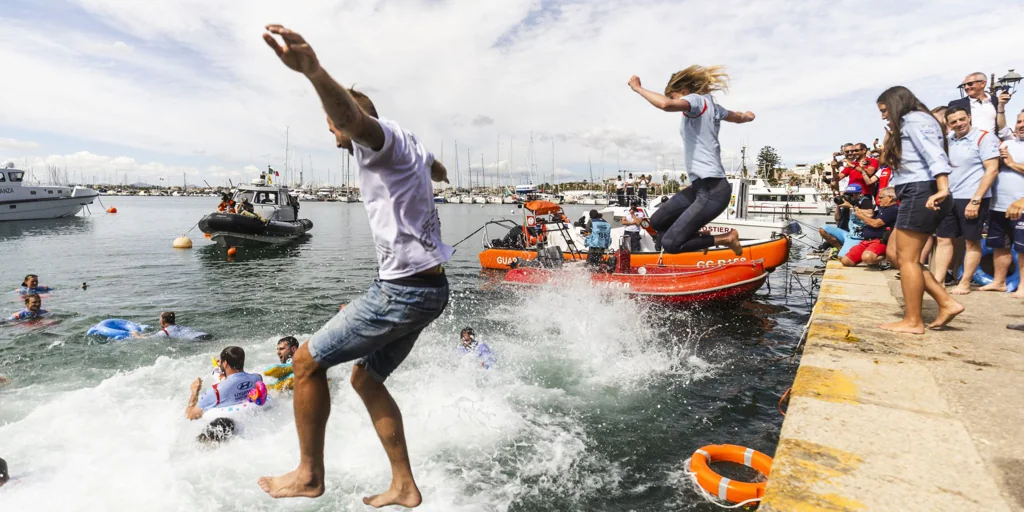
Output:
[993, 69, 1023, 96]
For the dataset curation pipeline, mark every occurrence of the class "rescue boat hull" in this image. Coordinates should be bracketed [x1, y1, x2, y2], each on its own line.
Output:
[503, 260, 769, 306]
[198, 213, 313, 247]
[480, 236, 790, 271]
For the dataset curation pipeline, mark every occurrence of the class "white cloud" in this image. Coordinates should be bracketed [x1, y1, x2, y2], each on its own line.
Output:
[14, 151, 251, 186]
[0, 0, 1020, 183]
[0, 138, 40, 150]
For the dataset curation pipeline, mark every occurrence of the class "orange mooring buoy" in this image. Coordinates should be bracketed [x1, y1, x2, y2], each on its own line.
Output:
[106, 207, 117, 214]
[204, 233, 212, 239]
[227, 247, 238, 257]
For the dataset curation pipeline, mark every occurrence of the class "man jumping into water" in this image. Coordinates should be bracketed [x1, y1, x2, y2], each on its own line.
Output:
[258, 25, 452, 508]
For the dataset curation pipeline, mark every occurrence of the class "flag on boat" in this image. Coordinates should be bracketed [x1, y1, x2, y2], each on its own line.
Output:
[268, 165, 280, 177]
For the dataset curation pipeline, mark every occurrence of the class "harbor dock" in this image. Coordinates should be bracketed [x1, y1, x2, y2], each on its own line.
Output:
[760, 261, 1024, 511]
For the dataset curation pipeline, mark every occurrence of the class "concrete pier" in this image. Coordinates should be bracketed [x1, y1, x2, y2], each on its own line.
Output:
[760, 262, 1024, 512]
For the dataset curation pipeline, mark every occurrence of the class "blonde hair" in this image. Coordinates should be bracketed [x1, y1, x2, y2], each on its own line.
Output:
[664, 65, 730, 96]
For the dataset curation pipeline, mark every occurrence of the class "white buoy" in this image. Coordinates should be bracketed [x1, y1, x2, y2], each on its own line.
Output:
[173, 236, 193, 249]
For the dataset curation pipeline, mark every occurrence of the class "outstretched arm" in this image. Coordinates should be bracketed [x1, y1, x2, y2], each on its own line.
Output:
[185, 378, 204, 420]
[628, 76, 691, 112]
[264, 24, 384, 151]
[723, 110, 756, 124]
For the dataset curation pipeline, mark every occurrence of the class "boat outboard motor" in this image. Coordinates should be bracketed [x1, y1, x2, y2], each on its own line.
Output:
[535, 242, 564, 269]
[614, 235, 631, 274]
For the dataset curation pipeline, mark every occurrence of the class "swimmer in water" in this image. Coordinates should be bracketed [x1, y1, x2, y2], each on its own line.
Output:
[133, 312, 211, 340]
[457, 328, 495, 369]
[185, 347, 266, 442]
[0, 457, 8, 487]
[9, 293, 46, 321]
[265, 336, 299, 391]
[15, 274, 52, 295]
[628, 66, 753, 255]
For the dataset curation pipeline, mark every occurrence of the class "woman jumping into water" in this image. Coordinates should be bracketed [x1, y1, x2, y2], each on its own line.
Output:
[628, 66, 754, 255]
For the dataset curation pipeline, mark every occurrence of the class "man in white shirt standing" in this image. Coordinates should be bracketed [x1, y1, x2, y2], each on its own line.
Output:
[948, 72, 1013, 139]
[614, 175, 625, 205]
[259, 25, 451, 509]
[621, 202, 644, 251]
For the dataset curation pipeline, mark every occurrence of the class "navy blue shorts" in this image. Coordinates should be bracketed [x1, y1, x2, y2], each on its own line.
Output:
[309, 278, 449, 381]
[936, 198, 989, 241]
[894, 181, 952, 234]
[986, 209, 1024, 252]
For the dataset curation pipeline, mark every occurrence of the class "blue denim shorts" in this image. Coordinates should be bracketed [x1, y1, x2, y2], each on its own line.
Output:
[308, 278, 449, 381]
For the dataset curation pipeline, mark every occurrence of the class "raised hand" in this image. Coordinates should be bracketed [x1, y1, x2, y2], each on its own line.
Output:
[191, 377, 203, 393]
[628, 75, 642, 91]
[1001, 146, 1016, 164]
[263, 24, 321, 76]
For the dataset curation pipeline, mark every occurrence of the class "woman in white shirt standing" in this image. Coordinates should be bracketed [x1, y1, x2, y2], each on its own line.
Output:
[876, 85, 963, 334]
[628, 65, 753, 255]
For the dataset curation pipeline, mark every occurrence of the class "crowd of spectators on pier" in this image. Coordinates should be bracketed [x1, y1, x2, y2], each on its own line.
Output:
[821, 71, 1024, 332]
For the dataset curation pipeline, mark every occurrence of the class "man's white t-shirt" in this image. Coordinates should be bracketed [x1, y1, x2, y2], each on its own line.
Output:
[638, 178, 648, 189]
[615, 179, 624, 190]
[353, 117, 454, 279]
[623, 210, 642, 233]
[625, 177, 635, 188]
[969, 96, 997, 135]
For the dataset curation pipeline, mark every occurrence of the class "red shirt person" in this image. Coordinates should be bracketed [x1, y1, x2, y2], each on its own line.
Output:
[835, 143, 879, 197]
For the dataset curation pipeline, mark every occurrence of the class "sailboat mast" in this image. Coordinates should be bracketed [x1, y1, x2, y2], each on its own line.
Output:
[284, 126, 290, 185]
[467, 147, 472, 190]
[454, 140, 461, 190]
[481, 154, 485, 190]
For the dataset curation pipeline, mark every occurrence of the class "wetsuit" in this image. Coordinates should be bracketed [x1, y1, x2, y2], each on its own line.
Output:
[649, 93, 732, 253]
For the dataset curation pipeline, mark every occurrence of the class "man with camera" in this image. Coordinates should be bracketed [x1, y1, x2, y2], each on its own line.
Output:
[819, 184, 873, 258]
[830, 143, 878, 197]
[840, 187, 898, 267]
[948, 72, 1013, 138]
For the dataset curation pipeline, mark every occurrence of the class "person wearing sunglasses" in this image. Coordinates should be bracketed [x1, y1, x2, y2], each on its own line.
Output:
[948, 72, 1013, 138]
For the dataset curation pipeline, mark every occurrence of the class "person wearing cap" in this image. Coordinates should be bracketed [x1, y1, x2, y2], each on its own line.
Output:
[456, 328, 495, 369]
[584, 209, 612, 265]
[819, 184, 872, 257]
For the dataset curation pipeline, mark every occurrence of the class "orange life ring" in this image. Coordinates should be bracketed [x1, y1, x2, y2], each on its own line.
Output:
[689, 444, 772, 503]
[639, 218, 656, 237]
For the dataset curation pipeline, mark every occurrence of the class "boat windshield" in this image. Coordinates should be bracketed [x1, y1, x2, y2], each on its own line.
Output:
[7, 171, 23, 182]
[254, 191, 278, 204]
[233, 190, 254, 204]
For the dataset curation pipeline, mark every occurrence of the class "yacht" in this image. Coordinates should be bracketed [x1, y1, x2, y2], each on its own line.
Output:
[0, 164, 99, 221]
[747, 179, 833, 216]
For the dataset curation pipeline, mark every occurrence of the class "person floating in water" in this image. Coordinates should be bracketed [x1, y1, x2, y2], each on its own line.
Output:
[457, 328, 495, 369]
[132, 312, 211, 340]
[265, 336, 299, 391]
[9, 293, 46, 321]
[258, 24, 452, 508]
[0, 457, 8, 488]
[15, 274, 52, 295]
[185, 346, 266, 442]
[628, 66, 754, 255]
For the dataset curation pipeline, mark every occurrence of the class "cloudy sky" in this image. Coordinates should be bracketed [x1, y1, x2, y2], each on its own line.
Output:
[0, 0, 1020, 187]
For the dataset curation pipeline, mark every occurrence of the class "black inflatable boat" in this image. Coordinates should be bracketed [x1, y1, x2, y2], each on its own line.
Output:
[198, 213, 313, 247]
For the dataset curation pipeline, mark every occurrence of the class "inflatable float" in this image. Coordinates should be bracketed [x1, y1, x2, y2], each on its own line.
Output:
[971, 243, 1020, 293]
[86, 319, 148, 340]
[263, 363, 294, 391]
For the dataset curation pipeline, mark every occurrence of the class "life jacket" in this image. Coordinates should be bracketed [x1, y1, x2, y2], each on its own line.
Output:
[586, 219, 612, 249]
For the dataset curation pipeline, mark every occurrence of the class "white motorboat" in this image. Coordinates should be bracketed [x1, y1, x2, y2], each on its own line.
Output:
[0, 164, 99, 221]
[486, 195, 503, 204]
[746, 179, 833, 216]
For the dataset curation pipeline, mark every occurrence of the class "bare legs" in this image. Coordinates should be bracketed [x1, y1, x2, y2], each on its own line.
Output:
[259, 343, 330, 498]
[351, 365, 422, 508]
[932, 237, 955, 290]
[952, 240, 982, 295]
[979, 248, 1012, 292]
[258, 349, 421, 507]
[881, 229, 964, 334]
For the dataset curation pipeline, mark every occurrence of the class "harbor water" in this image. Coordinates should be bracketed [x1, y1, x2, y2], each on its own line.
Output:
[0, 198, 816, 511]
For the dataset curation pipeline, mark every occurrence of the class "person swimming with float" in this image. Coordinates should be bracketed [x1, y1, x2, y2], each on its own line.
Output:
[8, 293, 46, 322]
[185, 346, 268, 443]
[457, 328, 495, 369]
[132, 311, 211, 340]
[264, 336, 299, 391]
[628, 65, 754, 256]
[15, 274, 52, 295]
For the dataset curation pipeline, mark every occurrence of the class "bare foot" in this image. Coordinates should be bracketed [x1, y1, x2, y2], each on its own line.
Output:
[927, 301, 965, 330]
[950, 284, 972, 295]
[979, 282, 1007, 292]
[1012, 290, 1024, 299]
[880, 320, 925, 335]
[258, 468, 325, 499]
[721, 229, 742, 256]
[363, 483, 422, 509]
